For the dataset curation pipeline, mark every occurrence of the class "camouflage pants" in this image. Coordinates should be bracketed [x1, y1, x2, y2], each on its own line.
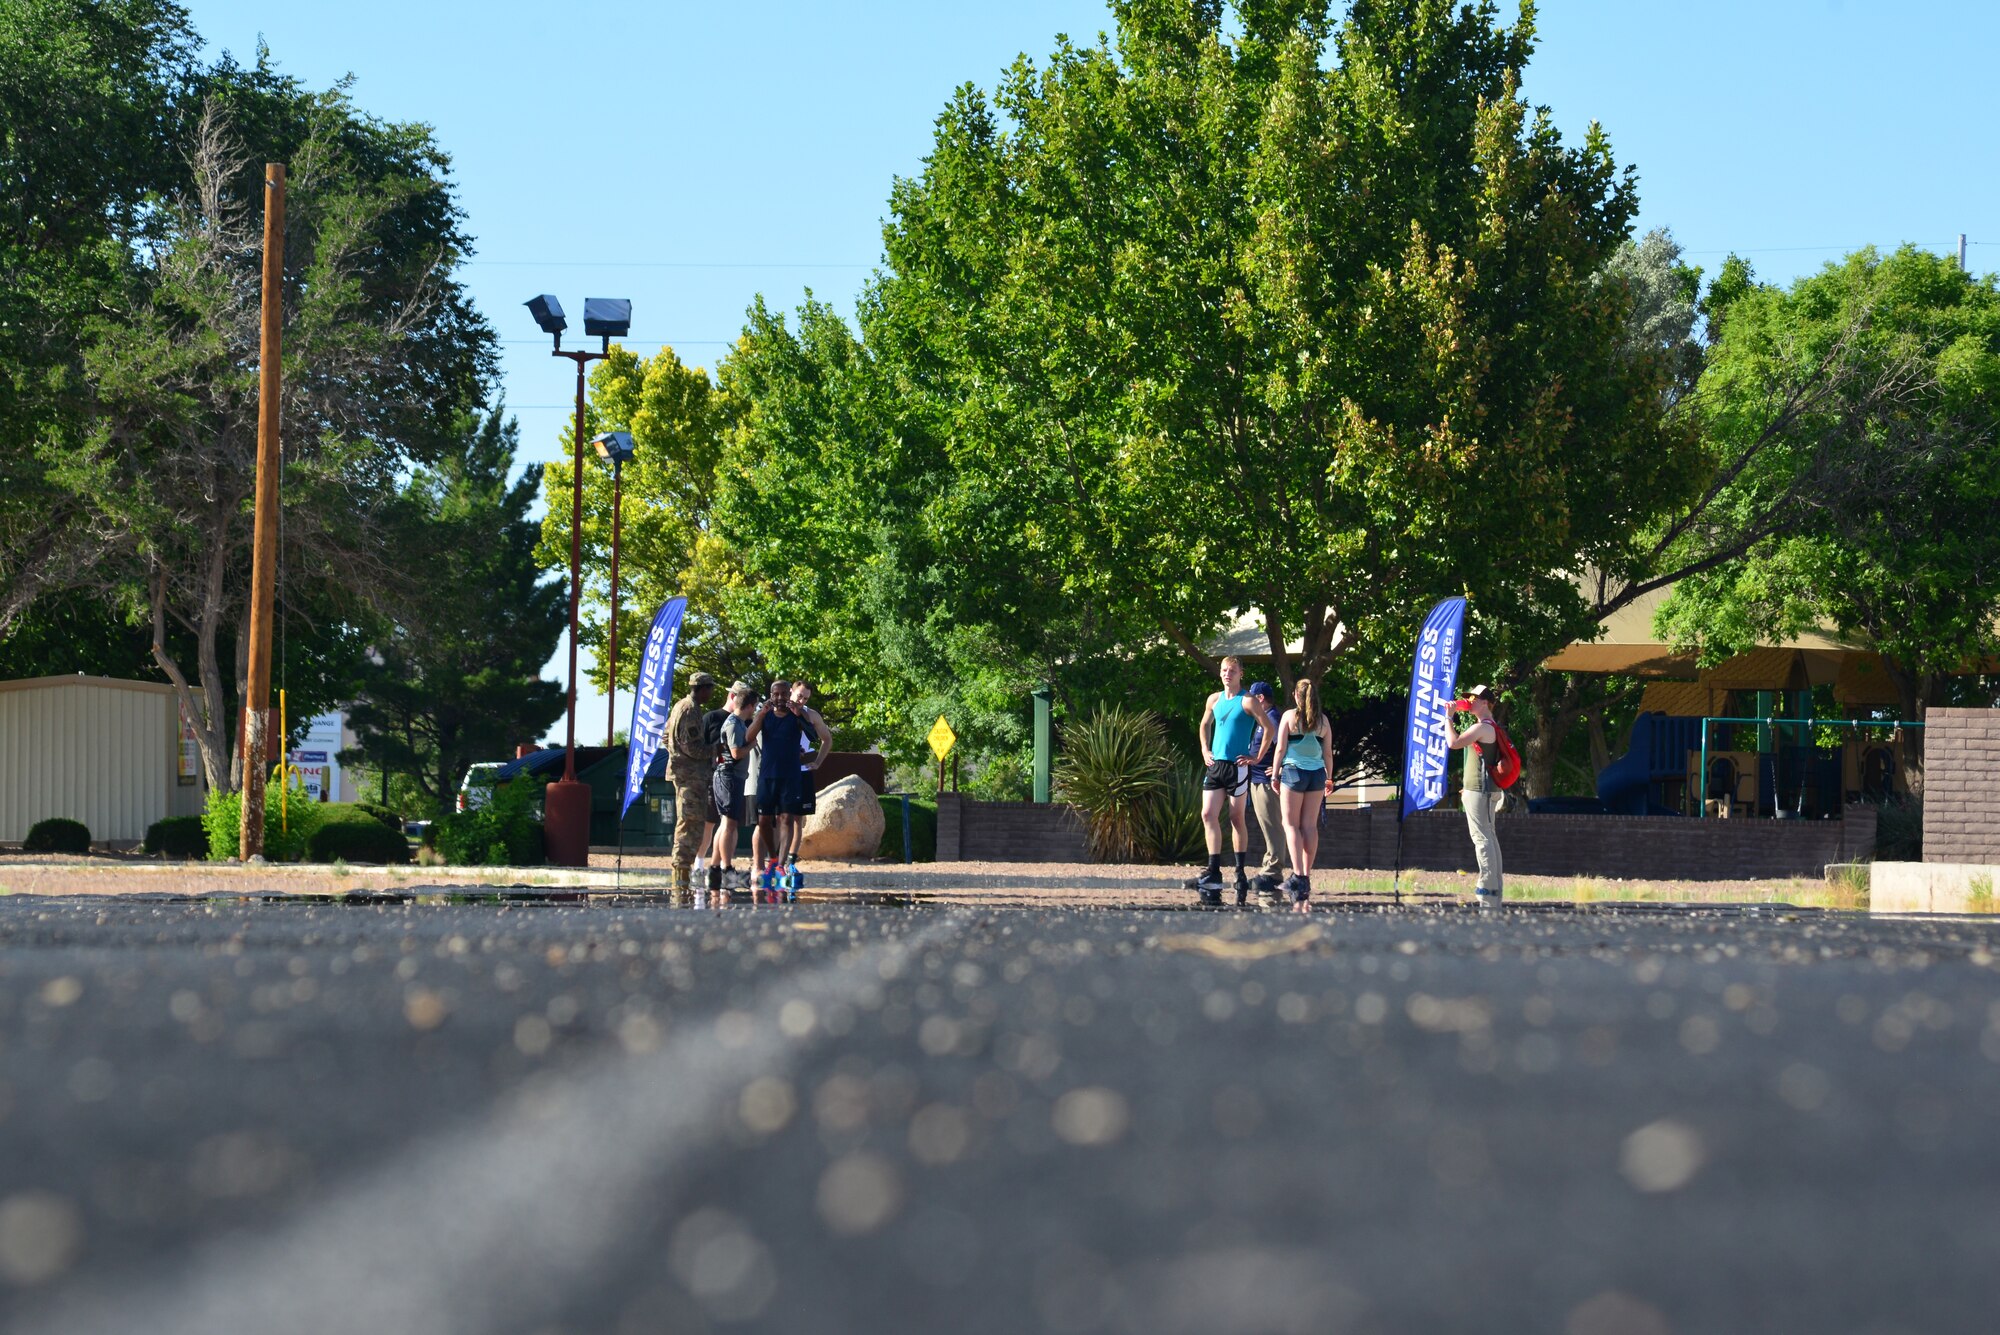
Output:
[672, 764, 711, 871]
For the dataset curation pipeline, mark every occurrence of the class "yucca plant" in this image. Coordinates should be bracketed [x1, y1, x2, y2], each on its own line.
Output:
[1133, 757, 1208, 864]
[1054, 705, 1171, 863]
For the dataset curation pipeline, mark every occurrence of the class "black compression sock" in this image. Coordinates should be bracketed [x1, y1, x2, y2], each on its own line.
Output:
[1207, 854, 1222, 874]
[1233, 852, 1247, 874]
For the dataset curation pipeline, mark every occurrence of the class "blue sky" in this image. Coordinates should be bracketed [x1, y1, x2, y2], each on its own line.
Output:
[180, 0, 1998, 737]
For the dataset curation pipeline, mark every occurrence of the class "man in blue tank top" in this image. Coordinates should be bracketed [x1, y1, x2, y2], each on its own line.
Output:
[1195, 655, 1269, 905]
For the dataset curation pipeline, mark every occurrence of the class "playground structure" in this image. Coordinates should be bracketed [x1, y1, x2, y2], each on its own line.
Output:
[1593, 711, 1918, 819]
[1543, 579, 1961, 819]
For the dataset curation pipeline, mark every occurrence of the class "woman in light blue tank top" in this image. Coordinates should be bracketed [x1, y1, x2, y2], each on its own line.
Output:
[1270, 678, 1333, 911]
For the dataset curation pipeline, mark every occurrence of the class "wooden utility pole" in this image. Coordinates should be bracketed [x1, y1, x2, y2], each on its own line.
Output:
[240, 162, 285, 860]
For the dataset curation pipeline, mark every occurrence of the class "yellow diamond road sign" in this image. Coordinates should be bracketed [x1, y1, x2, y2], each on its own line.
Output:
[927, 715, 957, 761]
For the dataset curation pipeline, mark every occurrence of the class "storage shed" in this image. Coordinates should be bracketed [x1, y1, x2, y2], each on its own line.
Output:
[0, 676, 207, 844]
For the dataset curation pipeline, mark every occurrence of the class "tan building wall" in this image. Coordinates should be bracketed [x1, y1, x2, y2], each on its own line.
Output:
[0, 676, 202, 844]
[1923, 708, 2000, 865]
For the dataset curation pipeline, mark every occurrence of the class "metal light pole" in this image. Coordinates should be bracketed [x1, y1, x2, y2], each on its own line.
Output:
[593, 430, 637, 746]
[525, 295, 631, 867]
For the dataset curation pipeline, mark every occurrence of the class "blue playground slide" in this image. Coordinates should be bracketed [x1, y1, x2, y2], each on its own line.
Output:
[1595, 712, 1704, 816]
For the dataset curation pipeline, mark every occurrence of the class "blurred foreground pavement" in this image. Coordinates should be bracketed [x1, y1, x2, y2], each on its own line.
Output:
[1, 896, 1996, 1334]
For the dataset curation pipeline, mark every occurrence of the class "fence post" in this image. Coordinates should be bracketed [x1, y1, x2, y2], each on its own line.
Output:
[1032, 686, 1052, 803]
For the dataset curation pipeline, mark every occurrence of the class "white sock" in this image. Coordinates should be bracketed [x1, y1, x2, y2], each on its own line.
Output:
[692, 856, 707, 872]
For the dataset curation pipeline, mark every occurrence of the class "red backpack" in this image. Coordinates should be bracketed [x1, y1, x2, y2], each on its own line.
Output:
[1477, 722, 1522, 790]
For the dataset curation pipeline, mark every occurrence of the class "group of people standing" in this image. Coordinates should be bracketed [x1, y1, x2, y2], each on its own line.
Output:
[1192, 655, 1506, 909]
[1193, 656, 1334, 911]
[664, 674, 832, 894]
[659, 655, 1506, 909]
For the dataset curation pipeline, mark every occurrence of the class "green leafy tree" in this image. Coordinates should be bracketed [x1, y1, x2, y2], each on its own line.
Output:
[712, 295, 1202, 766]
[41, 55, 494, 789]
[345, 409, 565, 813]
[1656, 246, 2000, 744]
[1509, 227, 1702, 798]
[0, 0, 197, 629]
[536, 343, 760, 698]
[859, 0, 1698, 705]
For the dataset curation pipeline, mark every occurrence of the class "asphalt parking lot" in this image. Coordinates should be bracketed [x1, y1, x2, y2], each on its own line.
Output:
[2, 895, 1997, 1334]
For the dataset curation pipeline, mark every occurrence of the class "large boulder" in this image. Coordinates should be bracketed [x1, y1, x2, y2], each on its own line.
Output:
[799, 775, 885, 861]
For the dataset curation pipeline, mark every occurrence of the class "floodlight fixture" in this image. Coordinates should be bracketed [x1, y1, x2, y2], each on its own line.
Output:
[582, 297, 632, 338]
[525, 294, 567, 336]
[593, 430, 637, 465]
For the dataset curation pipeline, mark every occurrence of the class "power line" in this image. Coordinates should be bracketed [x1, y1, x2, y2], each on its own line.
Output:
[469, 259, 871, 269]
[499, 339, 732, 347]
[1678, 240, 1978, 255]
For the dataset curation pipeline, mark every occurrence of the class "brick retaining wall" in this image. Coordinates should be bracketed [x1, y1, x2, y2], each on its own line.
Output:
[936, 794, 1874, 880]
[937, 797, 1089, 863]
[1923, 709, 2000, 863]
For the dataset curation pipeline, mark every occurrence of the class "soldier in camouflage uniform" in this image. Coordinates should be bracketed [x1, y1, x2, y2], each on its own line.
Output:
[665, 672, 718, 890]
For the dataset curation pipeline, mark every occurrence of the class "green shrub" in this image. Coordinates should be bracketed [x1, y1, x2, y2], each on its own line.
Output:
[23, 818, 91, 854]
[307, 817, 411, 864]
[202, 781, 326, 861]
[876, 795, 938, 862]
[1874, 796, 1922, 861]
[433, 777, 545, 866]
[965, 751, 1033, 802]
[143, 815, 207, 859]
[1054, 705, 1171, 862]
[1131, 758, 1207, 864]
[354, 801, 403, 831]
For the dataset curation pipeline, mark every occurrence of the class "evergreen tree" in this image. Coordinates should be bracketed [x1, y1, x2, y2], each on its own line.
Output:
[344, 409, 565, 812]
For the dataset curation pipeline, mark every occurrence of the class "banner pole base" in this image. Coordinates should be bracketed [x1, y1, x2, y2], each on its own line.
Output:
[1391, 810, 1406, 909]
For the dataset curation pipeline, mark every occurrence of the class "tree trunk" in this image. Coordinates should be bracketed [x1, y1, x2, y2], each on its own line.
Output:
[230, 607, 250, 791]
[1519, 671, 1578, 801]
[1882, 661, 1936, 796]
[1585, 706, 1615, 776]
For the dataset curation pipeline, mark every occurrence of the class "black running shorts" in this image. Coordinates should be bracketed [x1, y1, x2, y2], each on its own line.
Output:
[711, 766, 745, 824]
[1202, 759, 1249, 796]
[759, 766, 807, 816]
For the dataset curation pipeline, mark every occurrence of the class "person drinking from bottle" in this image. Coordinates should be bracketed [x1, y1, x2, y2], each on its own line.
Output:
[1447, 684, 1503, 908]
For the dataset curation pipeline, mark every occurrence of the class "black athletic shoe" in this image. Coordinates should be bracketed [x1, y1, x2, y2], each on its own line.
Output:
[1194, 868, 1225, 906]
[706, 865, 723, 894]
[1234, 875, 1252, 907]
[1291, 874, 1312, 906]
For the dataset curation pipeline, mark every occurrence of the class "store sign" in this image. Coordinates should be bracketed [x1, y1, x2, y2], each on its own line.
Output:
[178, 706, 201, 785]
[289, 712, 346, 802]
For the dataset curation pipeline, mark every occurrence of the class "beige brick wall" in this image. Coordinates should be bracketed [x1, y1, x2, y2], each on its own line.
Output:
[1922, 709, 2000, 863]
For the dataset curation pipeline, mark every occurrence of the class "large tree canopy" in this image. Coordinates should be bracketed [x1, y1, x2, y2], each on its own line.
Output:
[860, 0, 1698, 697]
[0, 0, 198, 627]
[349, 409, 565, 810]
[33, 53, 496, 789]
[710, 293, 1216, 769]
[1656, 246, 2000, 724]
[536, 343, 763, 703]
